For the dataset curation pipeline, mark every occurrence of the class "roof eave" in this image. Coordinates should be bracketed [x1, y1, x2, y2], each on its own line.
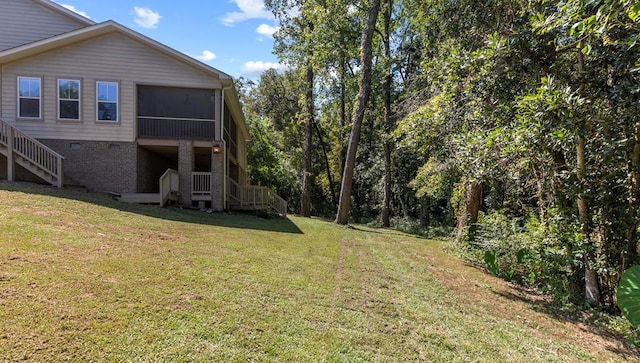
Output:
[0, 22, 113, 63]
[37, 0, 95, 26]
[0, 20, 231, 82]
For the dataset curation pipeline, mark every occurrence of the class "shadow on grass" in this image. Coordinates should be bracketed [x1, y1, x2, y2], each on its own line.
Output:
[0, 181, 303, 234]
[492, 286, 640, 360]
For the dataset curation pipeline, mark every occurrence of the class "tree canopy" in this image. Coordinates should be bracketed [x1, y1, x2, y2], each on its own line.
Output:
[240, 0, 640, 312]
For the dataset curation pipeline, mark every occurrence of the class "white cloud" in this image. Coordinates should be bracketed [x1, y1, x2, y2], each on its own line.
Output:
[60, 4, 90, 18]
[241, 61, 287, 77]
[256, 24, 279, 37]
[134, 6, 161, 29]
[196, 50, 217, 61]
[222, 0, 273, 25]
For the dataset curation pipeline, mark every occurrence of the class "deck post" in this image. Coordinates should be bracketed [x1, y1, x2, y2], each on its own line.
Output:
[211, 143, 225, 211]
[7, 127, 14, 182]
[56, 157, 63, 188]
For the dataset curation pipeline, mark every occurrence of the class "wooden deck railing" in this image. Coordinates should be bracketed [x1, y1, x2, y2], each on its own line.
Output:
[228, 177, 241, 204]
[160, 168, 179, 207]
[192, 172, 212, 196]
[208, 176, 287, 217]
[242, 185, 287, 217]
[138, 117, 216, 140]
[0, 118, 64, 187]
[0, 120, 8, 147]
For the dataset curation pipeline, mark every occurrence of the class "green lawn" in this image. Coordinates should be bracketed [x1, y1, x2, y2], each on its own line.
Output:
[0, 181, 637, 362]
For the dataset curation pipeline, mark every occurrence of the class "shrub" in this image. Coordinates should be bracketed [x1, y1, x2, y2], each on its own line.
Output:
[390, 216, 452, 238]
[468, 210, 582, 304]
[618, 265, 640, 345]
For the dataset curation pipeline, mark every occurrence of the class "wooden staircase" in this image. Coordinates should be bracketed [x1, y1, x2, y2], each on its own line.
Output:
[115, 169, 179, 206]
[0, 119, 64, 188]
[228, 179, 287, 217]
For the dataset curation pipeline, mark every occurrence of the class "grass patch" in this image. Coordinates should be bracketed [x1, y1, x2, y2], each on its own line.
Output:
[0, 181, 637, 361]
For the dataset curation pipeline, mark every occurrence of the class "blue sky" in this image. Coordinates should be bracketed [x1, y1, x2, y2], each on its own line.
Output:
[54, 0, 284, 79]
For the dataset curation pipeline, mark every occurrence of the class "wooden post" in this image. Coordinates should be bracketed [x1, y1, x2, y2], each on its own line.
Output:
[56, 157, 63, 188]
[7, 127, 14, 182]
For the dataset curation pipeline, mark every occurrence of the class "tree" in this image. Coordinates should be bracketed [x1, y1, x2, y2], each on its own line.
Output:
[248, 0, 640, 309]
[380, 0, 394, 227]
[237, 72, 302, 206]
[335, 0, 383, 225]
[265, 0, 316, 217]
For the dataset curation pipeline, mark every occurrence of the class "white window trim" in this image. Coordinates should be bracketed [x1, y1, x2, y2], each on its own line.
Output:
[58, 79, 81, 121]
[96, 81, 119, 122]
[17, 76, 42, 119]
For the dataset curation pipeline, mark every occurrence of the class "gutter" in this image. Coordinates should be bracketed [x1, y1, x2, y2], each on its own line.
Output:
[221, 84, 233, 210]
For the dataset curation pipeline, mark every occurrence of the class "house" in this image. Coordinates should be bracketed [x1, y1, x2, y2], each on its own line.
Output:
[0, 0, 286, 216]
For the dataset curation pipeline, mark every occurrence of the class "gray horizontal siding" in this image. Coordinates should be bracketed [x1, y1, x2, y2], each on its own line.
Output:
[1, 32, 222, 142]
[0, 0, 87, 51]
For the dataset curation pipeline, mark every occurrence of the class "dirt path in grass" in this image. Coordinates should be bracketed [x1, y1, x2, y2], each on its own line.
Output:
[330, 239, 349, 307]
[413, 246, 640, 362]
[331, 238, 376, 311]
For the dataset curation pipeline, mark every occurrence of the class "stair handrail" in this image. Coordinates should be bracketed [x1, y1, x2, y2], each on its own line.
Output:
[237, 184, 287, 217]
[266, 188, 287, 217]
[228, 178, 242, 205]
[159, 168, 179, 207]
[0, 120, 9, 147]
[0, 118, 64, 187]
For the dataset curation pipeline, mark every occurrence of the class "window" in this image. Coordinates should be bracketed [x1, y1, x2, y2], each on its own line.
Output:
[96, 81, 118, 121]
[18, 77, 41, 119]
[58, 79, 81, 120]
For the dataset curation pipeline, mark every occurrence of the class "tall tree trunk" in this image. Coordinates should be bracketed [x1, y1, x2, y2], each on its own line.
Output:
[300, 64, 314, 217]
[339, 58, 348, 177]
[381, 129, 393, 226]
[420, 197, 429, 229]
[577, 135, 600, 304]
[456, 180, 483, 243]
[400, 188, 410, 218]
[576, 46, 601, 306]
[380, 0, 393, 228]
[335, 0, 382, 224]
[627, 119, 640, 269]
[314, 121, 337, 210]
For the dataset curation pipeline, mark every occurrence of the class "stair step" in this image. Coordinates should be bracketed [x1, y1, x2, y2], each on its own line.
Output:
[15, 158, 56, 181]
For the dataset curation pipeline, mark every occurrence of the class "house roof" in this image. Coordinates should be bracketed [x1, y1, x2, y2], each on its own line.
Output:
[0, 20, 233, 80]
[0, 16, 250, 141]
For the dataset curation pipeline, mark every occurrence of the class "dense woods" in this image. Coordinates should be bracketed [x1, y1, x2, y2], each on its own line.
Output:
[238, 0, 640, 312]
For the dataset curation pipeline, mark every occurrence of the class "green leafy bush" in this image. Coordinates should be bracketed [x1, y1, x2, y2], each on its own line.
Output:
[618, 265, 640, 336]
[472, 211, 535, 283]
[484, 251, 500, 276]
[468, 210, 584, 304]
[390, 216, 452, 238]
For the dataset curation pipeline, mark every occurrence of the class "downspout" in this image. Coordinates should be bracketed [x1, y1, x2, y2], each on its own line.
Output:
[221, 84, 232, 210]
[0, 64, 3, 116]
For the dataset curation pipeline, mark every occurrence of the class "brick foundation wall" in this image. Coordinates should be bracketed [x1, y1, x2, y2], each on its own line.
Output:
[39, 139, 137, 193]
